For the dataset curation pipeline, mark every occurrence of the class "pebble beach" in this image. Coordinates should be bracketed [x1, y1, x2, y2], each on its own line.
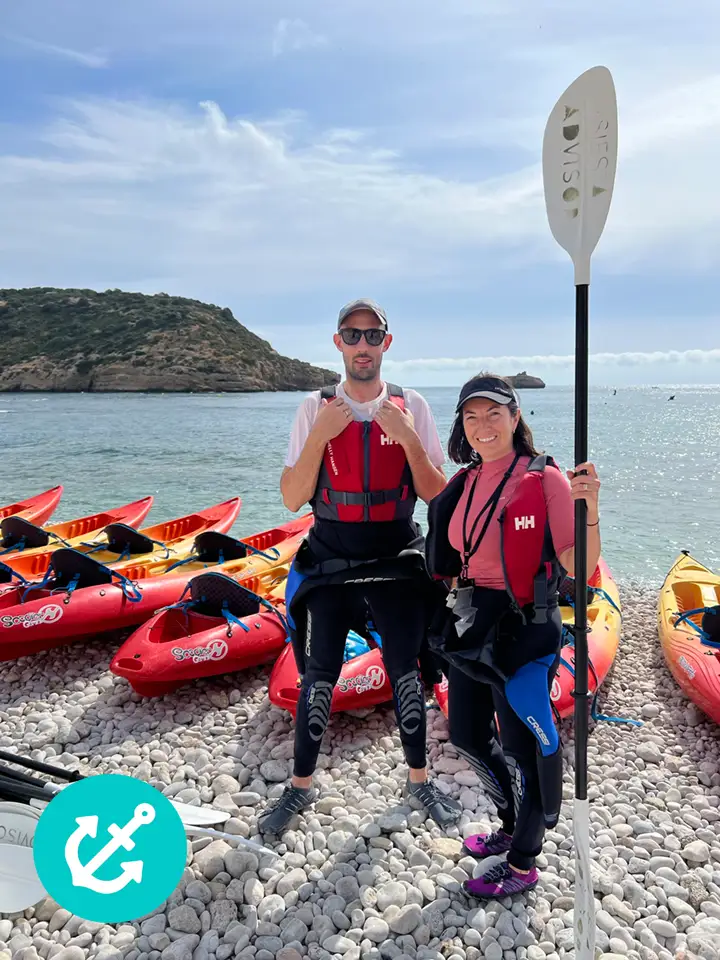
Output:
[1, 583, 719, 960]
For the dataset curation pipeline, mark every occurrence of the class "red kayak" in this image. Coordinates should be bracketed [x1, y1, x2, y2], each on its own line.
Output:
[0, 486, 64, 526]
[111, 570, 289, 697]
[0, 496, 240, 589]
[0, 514, 311, 662]
[269, 634, 395, 716]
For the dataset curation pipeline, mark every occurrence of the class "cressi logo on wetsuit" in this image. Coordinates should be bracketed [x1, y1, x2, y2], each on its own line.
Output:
[427, 455, 563, 622]
[310, 384, 416, 523]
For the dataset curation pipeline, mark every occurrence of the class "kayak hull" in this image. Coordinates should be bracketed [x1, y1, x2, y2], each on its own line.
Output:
[0, 515, 311, 661]
[658, 553, 720, 725]
[0, 487, 64, 526]
[269, 639, 394, 717]
[268, 558, 621, 722]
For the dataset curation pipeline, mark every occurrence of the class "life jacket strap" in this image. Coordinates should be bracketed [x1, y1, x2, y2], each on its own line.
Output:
[321, 485, 410, 507]
[531, 569, 550, 624]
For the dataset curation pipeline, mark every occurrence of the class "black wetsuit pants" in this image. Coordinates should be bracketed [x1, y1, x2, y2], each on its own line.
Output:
[448, 652, 561, 871]
[293, 579, 427, 778]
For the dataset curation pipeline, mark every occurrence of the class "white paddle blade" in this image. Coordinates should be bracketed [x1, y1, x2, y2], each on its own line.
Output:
[542, 65, 618, 285]
[172, 803, 232, 827]
[573, 797, 596, 960]
[0, 843, 47, 912]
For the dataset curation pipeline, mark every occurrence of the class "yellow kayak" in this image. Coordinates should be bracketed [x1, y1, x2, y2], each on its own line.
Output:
[658, 552, 720, 724]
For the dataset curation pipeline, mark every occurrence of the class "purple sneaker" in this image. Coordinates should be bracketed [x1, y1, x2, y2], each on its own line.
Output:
[464, 861, 538, 899]
[462, 829, 513, 859]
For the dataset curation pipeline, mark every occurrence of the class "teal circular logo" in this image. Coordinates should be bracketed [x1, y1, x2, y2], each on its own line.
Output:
[33, 774, 187, 923]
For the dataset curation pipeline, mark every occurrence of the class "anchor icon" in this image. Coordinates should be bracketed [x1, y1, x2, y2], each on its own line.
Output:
[64, 802, 156, 895]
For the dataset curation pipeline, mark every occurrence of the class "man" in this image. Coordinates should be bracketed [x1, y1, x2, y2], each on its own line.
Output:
[258, 298, 462, 835]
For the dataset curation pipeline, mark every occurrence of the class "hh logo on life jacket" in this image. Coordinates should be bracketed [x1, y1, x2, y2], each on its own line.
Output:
[515, 515, 535, 530]
[380, 434, 397, 446]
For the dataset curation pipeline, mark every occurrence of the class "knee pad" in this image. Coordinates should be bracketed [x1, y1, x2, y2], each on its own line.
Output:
[304, 680, 334, 742]
[392, 669, 424, 736]
[454, 745, 509, 811]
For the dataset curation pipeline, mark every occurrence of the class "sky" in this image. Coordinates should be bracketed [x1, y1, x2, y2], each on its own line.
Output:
[1, 0, 719, 387]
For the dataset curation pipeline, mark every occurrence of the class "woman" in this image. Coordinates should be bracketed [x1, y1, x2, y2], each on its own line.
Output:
[425, 373, 601, 900]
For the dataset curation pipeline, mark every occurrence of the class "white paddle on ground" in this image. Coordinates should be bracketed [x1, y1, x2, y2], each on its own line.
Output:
[0, 801, 46, 913]
[0, 754, 230, 827]
[542, 64, 618, 960]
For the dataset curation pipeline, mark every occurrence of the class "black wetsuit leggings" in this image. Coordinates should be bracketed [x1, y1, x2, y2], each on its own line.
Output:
[448, 653, 560, 871]
[293, 579, 427, 778]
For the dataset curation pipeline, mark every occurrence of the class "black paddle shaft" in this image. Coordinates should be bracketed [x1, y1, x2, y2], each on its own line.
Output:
[0, 761, 52, 790]
[573, 283, 590, 801]
[0, 749, 83, 783]
[0, 771, 49, 802]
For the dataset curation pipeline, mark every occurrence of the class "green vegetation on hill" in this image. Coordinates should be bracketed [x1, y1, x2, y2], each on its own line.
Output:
[0, 287, 340, 393]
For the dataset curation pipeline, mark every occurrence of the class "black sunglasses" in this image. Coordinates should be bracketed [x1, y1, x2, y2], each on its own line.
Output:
[339, 327, 387, 346]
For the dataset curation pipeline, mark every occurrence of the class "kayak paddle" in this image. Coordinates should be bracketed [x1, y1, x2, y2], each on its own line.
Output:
[0, 752, 230, 828]
[0, 842, 47, 913]
[0, 800, 45, 912]
[0, 775, 275, 860]
[542, 65, 618, 960]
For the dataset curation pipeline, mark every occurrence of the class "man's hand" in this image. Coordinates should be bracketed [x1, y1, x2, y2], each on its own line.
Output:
[373, 400, 416, 447]
[310, 397, 354, 445]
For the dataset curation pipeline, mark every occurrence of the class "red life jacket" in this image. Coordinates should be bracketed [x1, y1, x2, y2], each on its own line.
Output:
[310, 384, 417, 523]
[426, 455, 562, 623]
[498, 457, 561, 619]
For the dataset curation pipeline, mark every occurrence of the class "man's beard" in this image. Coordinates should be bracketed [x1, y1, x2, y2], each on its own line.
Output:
[346, 357, 379, 381]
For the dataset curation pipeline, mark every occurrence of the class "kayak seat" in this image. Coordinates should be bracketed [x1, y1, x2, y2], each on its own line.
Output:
[702, 605, 720, 642]
[101, 523, 156, 556]
[189, 571, 259, 619]
[194, 531, 249, 563]
[558, 575, 594, 607]
[49, 548, 115, 591]
[0, 516, 49, 550]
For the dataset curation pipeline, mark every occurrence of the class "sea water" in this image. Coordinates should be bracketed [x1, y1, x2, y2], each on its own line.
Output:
[1, 384, 718, 585]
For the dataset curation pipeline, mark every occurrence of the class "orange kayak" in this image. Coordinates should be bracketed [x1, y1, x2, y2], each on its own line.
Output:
[435, 558, 621, 719]
[0, 486, 64, 526]
[0, 497, 240, 588]
[0, 496, 154, 582]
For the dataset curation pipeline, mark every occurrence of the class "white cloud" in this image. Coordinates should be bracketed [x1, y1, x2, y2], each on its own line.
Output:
[2, 59, 720, 306]
[271, 19, 326, 57]
[0, 98, 544, 294]
[315, 348, 720, 374]
[4, 33, 107, 68]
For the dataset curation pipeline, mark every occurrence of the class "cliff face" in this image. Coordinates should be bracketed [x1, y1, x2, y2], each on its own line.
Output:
[0, 288, 340, 393]
[505, 371, 545, 389]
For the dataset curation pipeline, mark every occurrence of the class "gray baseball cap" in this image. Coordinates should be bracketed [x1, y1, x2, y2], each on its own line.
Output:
[337, 298, 388, 329]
